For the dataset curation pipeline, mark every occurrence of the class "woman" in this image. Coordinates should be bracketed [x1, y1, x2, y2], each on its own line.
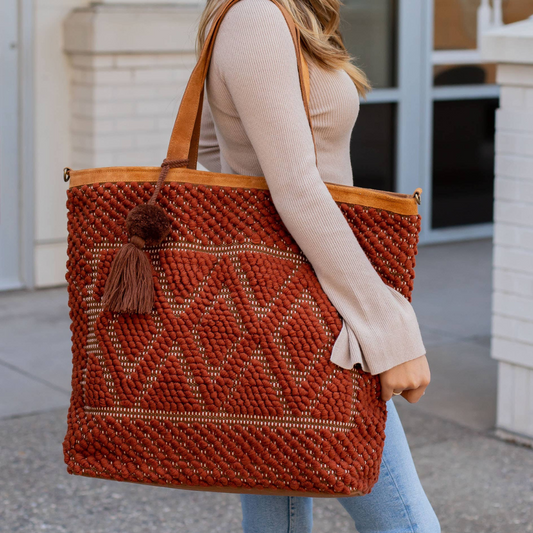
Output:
[196, 0, 440, 531]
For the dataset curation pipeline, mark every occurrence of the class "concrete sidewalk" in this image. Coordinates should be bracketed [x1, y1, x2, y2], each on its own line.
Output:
[1, 237, 532, 532]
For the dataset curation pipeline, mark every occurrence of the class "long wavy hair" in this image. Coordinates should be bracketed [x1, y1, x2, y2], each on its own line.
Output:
[195, 0, 372, 99]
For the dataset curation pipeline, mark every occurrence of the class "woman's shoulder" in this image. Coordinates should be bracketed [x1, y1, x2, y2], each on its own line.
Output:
[213, 0, 298, 78]
[219, 0, 292, 35]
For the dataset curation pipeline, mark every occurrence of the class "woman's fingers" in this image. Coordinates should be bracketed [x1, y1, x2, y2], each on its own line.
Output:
[401, 383, 428, 403]
[379, 355, 431, 404]
[382, 383, 426, 404]
[380, 381, 395, 402]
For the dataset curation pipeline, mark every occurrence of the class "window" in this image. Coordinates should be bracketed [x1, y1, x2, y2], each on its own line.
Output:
[340, 0, 398, 89]
[431, 98, 498, 228]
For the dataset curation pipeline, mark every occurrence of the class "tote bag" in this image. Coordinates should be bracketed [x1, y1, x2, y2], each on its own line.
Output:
[62, 0, 423, 497]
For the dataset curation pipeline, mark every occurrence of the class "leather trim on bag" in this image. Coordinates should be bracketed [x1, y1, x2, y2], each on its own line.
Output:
[68, 167, 420, 216]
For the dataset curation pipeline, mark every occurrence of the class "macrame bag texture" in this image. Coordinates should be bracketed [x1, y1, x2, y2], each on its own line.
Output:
[63, 0, 423, 497]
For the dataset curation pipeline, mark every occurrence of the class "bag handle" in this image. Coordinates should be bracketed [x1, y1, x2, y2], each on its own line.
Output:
[164, 0, 316, 171]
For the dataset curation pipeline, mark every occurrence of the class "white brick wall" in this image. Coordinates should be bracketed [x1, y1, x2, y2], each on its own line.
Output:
[497, 63, 533, 86]
[489, 57, 533, 439]
[496, 362, 533, 439]
[494, 221, 533, 251]
[496, 132, 533, 157]
[70, 53, 195, 169]
[493, 269, 533, 298]
[482, 18, 533, 441]
[496, 109, 533, 133]
[500, 85, 533, 110]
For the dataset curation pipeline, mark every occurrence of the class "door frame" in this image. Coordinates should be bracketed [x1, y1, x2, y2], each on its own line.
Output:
[20, 0, 36, 289]
[0, 0, 35, 291]
[0, 0, 22, 290]
[360, 0, 427, 233]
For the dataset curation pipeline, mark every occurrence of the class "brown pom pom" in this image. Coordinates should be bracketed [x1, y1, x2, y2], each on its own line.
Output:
[126, 204, 171, 247]
[102, 203, 171, 314]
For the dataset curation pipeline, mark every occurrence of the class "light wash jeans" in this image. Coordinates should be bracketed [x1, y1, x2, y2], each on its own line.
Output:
[240, 399, 440, 533]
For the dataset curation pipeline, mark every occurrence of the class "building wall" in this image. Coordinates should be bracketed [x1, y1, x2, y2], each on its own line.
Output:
[482, 19, 533, 441]
[33, 0, 202, 287]
[64, 3, 202, 170]
[492, 67, 533, 440]
[33, 0, 88, 286]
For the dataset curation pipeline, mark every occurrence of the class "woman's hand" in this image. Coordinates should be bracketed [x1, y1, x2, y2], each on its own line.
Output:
[379, 354, 431, 403]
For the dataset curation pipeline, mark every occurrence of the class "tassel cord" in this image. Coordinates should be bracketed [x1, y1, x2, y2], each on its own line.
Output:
[149, 158, 189, 205]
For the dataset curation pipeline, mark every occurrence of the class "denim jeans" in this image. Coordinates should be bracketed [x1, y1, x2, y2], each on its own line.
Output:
[240, 399, 440, 533]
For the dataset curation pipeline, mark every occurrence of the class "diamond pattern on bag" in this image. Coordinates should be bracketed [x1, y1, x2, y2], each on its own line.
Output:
[280, 302, 328, 371]
[160, 249, 218, 304]
[198, 298, 242, 367]
[84, 351, 115, 408]
[93, 249, 117, 302]
[94, 310, 164, 408]
[114, 312, 155, 363]
[239, 251, 296, 306]
[224, 358, 284, 417]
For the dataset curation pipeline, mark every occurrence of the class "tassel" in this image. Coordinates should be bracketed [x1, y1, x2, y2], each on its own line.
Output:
[102, 237, 155, 314]
[102, 203, 172, 314]
[101, 157, 187, 314]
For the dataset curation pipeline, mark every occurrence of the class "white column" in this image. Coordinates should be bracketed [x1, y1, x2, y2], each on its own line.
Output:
[481, 17, 533, 442]
[63, 3, 202, 170]
[477, 0, 493, 50]
[492, 0, 504, 28]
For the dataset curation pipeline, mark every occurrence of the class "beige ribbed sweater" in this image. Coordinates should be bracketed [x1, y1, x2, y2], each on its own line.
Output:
[197, 0, 426, 375]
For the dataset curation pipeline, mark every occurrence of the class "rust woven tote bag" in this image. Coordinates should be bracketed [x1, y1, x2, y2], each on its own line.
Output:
[62, 0, 423, 497]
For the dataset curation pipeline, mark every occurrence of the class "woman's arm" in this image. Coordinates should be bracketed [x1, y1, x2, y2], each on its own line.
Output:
[209, 0, 427, 379]
[198, 91, 222, 173]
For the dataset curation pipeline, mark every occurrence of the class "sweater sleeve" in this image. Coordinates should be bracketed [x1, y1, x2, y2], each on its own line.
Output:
[198, 90, 222, 173]
[209, 0, 426, 375]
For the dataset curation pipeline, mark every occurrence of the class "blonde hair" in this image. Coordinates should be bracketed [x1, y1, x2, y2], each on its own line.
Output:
[196, 0, 372, 99]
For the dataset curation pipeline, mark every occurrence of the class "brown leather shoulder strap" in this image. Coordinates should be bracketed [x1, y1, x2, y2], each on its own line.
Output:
[299, 48, 311, 108]
[166, 0, 316, 169]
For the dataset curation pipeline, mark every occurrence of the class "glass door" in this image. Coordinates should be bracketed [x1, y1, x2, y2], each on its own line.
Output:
[340, 0, 436, 243]
[426, 0, 533, 242]
[340, 0, 398, 193]
[341, 0, 533, 244]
